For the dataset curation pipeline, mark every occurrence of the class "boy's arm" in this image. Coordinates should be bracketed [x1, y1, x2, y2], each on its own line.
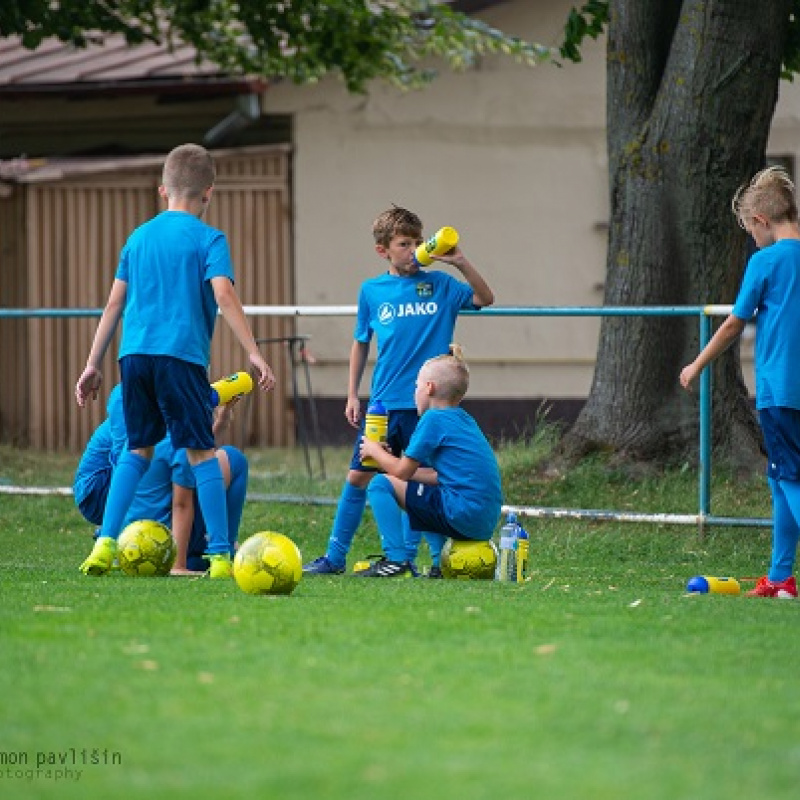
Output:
[360, 437, 420, 480]
[431, 248, 494, 308]
[75, 279, 127, 407]
[679, 314, 747, 390]
[346, 340, 370, 427]
[211, 277, 275, 392]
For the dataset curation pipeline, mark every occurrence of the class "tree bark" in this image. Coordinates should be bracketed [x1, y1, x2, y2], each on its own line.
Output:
[563, 0, 792, 467]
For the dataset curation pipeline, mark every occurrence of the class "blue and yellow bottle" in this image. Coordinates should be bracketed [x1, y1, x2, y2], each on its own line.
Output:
[686, 575, 741, 595]
[210, 372, 254, 406]
[414, 226, 459, 267]
[361, 401, 388, 468]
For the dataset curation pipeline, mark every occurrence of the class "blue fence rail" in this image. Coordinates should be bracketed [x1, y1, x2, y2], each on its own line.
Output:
[0, 305, 772, 532]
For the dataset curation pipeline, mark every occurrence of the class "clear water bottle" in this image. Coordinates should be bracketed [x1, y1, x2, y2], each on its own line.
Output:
[495, 512, 519, 582]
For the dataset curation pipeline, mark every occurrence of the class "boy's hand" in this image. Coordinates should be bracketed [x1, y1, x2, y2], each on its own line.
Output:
[345, 396, 361, 428]
[359, 436, 386, 462]
[75, 366, 102, 407]
[679, 363, 700, 391]
[249, 353, 276, 392]
[429, 245, 467, 269]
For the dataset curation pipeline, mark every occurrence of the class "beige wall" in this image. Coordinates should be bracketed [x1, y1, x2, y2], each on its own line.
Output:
[264, 0, 798, 400]
[264, 0, 608, 400]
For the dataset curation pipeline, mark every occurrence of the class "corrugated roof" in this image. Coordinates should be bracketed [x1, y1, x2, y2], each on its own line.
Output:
[0, 34, 262, 95]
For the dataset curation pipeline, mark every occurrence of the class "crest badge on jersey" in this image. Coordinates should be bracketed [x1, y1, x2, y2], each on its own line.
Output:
[416, 282, 433, 298]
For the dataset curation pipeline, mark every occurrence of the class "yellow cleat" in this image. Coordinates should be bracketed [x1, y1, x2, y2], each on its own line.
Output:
[208, 553, 233, 579]
[79, 536, 117, 576]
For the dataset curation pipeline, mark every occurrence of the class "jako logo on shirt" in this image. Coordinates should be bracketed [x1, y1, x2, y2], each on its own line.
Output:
[378, 302, 438, 325]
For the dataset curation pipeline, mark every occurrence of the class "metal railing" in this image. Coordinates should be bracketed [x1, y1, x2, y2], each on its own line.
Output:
[0, 304, 771, 531]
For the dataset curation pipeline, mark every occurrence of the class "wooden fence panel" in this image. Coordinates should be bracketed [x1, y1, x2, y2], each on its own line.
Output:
[0, 145, 293, 451]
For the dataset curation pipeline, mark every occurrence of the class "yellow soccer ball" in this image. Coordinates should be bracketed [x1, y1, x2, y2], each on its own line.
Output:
[117, 520, 177, 577]
[233, 531, 303, 595]
[440, 538, 498, 580]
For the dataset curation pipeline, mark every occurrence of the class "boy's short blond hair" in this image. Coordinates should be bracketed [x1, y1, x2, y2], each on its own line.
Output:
[422, 343, 469, 403]
[732, 165, 798, 228]
[372, 206, 423, 247]
[162, 144, 215, 201]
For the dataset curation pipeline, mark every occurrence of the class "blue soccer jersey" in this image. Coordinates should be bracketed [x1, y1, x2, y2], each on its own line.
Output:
[116, 210, 234, 367]
[354, 270, 476, 410]
[404, 407, 502, 539]
[732, 238, 800, 410]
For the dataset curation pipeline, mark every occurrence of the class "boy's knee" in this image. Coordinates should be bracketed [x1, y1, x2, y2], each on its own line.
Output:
[368, 473, 393, 498]
[221, 445, 248, 479]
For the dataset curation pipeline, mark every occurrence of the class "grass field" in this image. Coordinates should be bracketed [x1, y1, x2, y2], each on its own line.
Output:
[2, 439, 800, 800]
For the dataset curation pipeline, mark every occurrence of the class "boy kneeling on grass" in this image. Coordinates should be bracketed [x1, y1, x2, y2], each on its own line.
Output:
[357, 345, 502, 578]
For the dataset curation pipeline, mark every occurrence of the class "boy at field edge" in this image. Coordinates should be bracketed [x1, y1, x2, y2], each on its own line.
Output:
[303, 207, 494, 576]
[75, 143, 274, 579]
[358, 345, 502, 577]
[680, 165, 800, 599]
[74, 384, 248, 574]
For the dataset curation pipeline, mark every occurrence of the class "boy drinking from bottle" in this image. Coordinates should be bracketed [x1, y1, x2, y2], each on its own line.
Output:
[302, 206, 494, 576]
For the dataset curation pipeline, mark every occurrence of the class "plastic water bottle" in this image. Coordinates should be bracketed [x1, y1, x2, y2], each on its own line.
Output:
[210, 371, 254, 406]
[686, 576, 741, 595]
[413, 226, 459, 267]
[495, 512, 519, 582]
[515, 520, 529, 583]
[361, 401, 388, 468]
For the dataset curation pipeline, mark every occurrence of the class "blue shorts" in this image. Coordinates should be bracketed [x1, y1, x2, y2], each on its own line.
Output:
[404, 482, 485, 541]
[74, 468, 112, 526]
[348, 408, 421, 472]
[120, 355, 214, 451]
[759, 407, 800, 481]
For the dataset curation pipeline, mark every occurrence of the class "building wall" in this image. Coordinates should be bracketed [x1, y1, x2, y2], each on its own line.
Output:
[263, 0, 609, 412]
[0, 146, 295, 450]
[263, 0, 800, 419]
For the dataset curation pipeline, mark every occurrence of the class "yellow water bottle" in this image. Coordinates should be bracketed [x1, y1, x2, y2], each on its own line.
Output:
[686, 576, 741, 595]
[361, 401, 388, 468]
[414, 226, 460, 267]
[210, 371, 254, 406]
[516, 523, 529, 583]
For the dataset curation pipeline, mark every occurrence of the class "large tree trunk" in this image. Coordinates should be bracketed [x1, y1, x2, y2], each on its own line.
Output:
[563, 0, 792, 467]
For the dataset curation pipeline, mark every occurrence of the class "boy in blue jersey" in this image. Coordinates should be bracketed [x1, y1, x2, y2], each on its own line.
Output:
[681, 165, 800, 599]
[75, 144, 274, 578]
[303, 206, 494, 576]
[358, 345, 502, 577]
[74, 385, 249, 574]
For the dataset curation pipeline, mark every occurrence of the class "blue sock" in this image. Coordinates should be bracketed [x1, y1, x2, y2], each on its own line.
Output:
[99, 451, 150, 540]
[222, 446, 249, 557]
[326, 482, 367, 567]
[769, 477, 800, 581]
[367, 475, 406, 562]
[424, 533, 447, 567]
[403, 514, 421, 562]
[401, 514, 444, 566]
[193, 458, 229, 556]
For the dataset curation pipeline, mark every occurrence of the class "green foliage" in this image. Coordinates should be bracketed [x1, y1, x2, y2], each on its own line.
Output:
[0, 0, 553, 93]
[559, 0, 608, 63]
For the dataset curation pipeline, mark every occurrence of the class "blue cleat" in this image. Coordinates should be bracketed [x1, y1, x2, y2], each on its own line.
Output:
[303, 555, 346, 575]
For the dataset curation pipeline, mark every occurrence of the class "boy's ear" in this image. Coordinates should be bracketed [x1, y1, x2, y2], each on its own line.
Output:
[375, 243, 389, 259]
[158, 185, 169, 201]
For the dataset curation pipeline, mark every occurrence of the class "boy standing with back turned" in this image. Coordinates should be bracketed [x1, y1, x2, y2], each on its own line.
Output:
[75, 143, 274, 579]
[680, 165, 800, 598]
[303, 206, 494, 576]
